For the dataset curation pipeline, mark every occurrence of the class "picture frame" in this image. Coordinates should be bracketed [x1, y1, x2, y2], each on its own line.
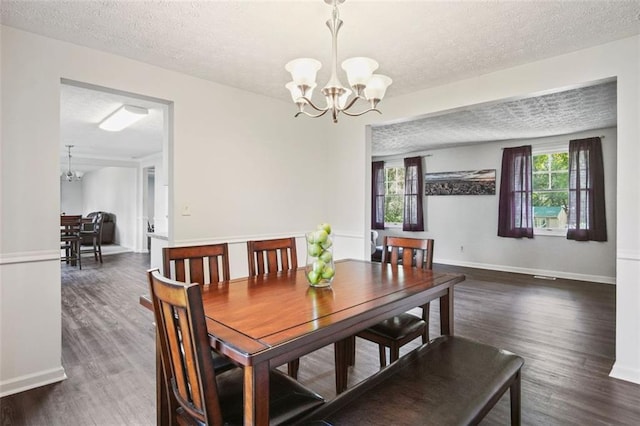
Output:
[424, 169, 496, 195]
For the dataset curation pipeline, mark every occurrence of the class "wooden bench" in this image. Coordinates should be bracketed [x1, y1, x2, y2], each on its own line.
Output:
[295, 335, 524, 425]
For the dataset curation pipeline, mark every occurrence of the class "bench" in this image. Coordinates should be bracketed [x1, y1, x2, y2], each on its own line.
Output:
[295, 335, 524, 425]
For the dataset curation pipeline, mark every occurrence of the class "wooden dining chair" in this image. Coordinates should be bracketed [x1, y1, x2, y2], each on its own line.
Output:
[246, 237, 298, 276]
[356, 236, 435, 367]
[147, 269, 324, 425]
[163, 243, 230, 285]
[162, 243, 235, 374]
[246, 237, 301, 378]
[60, 215, 82, 269]
[80, 212, 104, 263]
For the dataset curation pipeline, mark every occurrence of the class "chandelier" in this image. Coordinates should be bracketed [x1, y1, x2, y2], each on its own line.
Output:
[62, 145, 83, 182]
[285, 0, 392, 123]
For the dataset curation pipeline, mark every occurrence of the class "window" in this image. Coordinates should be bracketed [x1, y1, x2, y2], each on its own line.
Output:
[532, 149, 569, 235]
[384, 165, 404, 225]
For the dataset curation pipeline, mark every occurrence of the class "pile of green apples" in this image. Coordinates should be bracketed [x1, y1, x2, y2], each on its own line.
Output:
[306, 223, 335, 285]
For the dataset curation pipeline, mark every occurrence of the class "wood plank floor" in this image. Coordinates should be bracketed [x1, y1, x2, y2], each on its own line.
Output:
[2, 253, 639, 425]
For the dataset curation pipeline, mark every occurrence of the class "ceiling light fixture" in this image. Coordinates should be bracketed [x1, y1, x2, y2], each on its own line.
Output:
[285, 0, 392, 123]
[61, 145, 83, 182]
[99, 104, 148, 131]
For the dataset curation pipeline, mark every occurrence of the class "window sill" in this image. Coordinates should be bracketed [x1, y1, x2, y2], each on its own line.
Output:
[384, 223, 403, 229]
[534, 229, 567, 237]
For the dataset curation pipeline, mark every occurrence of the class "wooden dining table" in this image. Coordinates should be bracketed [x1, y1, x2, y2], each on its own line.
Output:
[140, 258, 465, 426]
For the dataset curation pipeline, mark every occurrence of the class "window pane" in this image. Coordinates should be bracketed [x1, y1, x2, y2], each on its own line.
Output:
[551, 172, 568, 190]
[385, 195, 403, 223]
[551, 153, 569, 171]
[533, 154, 549, 172]
[533, 173, 549, 190]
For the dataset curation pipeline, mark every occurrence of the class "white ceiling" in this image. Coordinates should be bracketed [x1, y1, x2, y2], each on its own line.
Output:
[1, 1, 637, 164]
[60, 83, 166, 173]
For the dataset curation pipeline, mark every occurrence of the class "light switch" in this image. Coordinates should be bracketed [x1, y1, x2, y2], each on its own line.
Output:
[181, 205, 191, 216]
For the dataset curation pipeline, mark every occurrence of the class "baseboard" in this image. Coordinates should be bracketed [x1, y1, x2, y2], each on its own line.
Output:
[0, 366, 67, 398]
[0, 250, 59, 265]
[435, 258, 616, 285]
[610, 362, 640, 385]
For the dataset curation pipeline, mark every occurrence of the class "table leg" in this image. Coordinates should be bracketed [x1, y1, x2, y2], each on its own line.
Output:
[334, 338, 349, 394]
[439, 285, 454, 335]
[243, 361, 270, 425]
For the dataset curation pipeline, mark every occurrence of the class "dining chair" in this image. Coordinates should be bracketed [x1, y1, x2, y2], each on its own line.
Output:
[356, 236, 435, 367]
[147, 269, 324, 425]
[246, 237, 298, 276]
[162, 243, 235, 374]
[60, 215, 82, 269]
[163, 243, 230, 285]
[246, 237, 301, 378]
[80, 212, 104, 263]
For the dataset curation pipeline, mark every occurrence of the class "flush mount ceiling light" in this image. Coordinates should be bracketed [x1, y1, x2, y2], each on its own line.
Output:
[285, 0, 392, 123]
[61, 145, 83, 182]
[98, 104, 148, 131]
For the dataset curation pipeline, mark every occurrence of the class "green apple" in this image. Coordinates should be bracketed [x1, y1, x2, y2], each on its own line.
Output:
[319, 250, 333, 263]
[321, 266, 335, 280]
[307, 270, 321, 284]
[315, 229, 328, 244]
[313, 260, 326, 273]
[306, 231, 317, 244]
[321, 238, 332, 250]
[318, 223, 332, 235]
[308, 243, 322, 257]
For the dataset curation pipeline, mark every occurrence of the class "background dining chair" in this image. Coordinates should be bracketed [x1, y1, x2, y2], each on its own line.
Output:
[147, 269, 324, 425]
[80, 212, 104, 263]
[356, 236, 435, 367]
[163, 243, 230, 285]
[246, 237, 297, 276]
[162, 243, 235, 374]
[60, 215, 82, 269]
[246, 237, 301, 378]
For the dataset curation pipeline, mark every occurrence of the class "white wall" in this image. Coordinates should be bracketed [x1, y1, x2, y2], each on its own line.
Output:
[373, 127, 617, 284]
[328, 36, 639, 384]
[0, 25, 328, 396]
[60, 180, 83, 215]
[82, 166, 137, 249]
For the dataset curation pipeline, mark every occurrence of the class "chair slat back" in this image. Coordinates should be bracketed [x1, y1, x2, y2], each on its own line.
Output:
[247, 237, 297, 276]
[61, 215, 82, 234]
[163, 244, 230, 285]
[382, 236, 434, 270]
[147, 269, 223, 425]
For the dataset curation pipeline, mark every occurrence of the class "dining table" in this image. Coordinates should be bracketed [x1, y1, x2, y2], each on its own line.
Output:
[140, 258, 465, 426]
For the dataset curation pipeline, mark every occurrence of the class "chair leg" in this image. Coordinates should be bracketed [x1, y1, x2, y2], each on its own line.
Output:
[378, 344, 386, 368]
[510, 371, 522, 426]
[422, 302, 431, 344]
[287, 359, 300, 379]
[93, 237, 98, 261]
[97, 240, 103, 263]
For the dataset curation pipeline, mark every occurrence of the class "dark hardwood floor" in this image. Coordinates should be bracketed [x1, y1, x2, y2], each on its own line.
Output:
[2, 253, 639, 425]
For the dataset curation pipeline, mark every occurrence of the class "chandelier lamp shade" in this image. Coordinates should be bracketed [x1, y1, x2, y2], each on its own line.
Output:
[98, 104, 149, 131]
[285, 0, 392, 123]
[62, 145, 83, 182]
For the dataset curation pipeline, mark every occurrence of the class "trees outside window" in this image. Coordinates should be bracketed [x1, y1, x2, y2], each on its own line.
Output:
[532, 151, 569, 234]
[384, 166, 404, 225]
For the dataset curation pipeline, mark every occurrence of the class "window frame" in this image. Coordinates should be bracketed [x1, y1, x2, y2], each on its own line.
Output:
[532, 144, 569, 237]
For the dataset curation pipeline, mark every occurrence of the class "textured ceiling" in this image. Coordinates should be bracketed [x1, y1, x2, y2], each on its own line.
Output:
[1, 1, 634, 166]
[371, 81, 617, 156]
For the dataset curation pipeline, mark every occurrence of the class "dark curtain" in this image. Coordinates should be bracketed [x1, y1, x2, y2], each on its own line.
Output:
[371, 161, 385, 230]
[567, 137, 607, 241]
[498, 145, 533, 238]
[403, 156, 424, 231]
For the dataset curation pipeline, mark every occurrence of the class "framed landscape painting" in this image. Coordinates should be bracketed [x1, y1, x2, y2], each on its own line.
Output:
[424, 169, 496, 195]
